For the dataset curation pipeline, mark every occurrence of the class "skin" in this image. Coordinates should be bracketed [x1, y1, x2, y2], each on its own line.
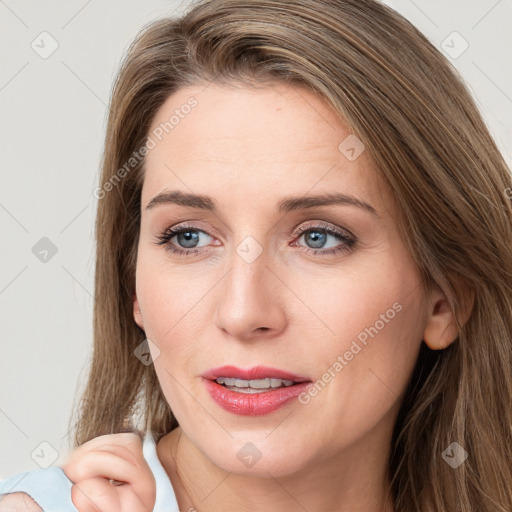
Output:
[132, 81, 460, 512]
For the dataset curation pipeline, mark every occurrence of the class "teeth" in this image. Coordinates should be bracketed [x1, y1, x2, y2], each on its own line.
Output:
[251, 378, 271, 389]
[215, 377, 295, 391]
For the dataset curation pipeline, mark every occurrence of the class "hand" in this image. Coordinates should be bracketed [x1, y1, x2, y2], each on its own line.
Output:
[62, 432, 156, 512]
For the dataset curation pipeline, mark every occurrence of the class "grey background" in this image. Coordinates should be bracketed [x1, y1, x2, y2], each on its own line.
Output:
[0, 0, 511, 479]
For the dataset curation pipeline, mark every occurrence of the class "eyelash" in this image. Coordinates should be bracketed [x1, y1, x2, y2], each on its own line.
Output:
[154, 221, 357, 258]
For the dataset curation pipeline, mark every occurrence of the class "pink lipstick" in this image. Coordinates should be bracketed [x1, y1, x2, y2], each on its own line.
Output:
[201, 365, 312, 416]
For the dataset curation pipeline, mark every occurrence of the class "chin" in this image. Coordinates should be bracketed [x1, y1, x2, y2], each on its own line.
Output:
[200, 434, 314, 478]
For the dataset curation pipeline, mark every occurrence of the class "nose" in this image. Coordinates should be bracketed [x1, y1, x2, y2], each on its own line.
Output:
[213, 242, 287, 342]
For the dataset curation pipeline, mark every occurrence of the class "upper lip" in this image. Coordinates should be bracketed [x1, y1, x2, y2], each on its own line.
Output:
[201, 365, 311, 382]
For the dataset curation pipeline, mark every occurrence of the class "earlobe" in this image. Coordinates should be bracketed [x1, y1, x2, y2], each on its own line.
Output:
[133, 293, 145, 330]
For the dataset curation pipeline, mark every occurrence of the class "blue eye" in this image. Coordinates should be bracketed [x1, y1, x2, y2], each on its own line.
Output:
[155, 221, 356, 257]
[293, 223, 356, 256]
[155, 226, 213, 256]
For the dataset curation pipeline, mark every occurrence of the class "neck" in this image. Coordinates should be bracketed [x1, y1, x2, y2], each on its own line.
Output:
[157, 426, 395, 512]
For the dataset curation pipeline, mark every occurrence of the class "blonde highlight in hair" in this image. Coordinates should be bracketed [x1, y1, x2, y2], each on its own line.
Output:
[69, 0, 512, 509]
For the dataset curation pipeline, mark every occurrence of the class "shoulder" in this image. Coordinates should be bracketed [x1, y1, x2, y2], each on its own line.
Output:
[0, 466, 77, 511]
[0, 492, 43, 511]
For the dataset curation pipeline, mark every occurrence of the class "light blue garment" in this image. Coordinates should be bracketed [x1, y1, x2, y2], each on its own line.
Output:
[0, 432, 179, 511]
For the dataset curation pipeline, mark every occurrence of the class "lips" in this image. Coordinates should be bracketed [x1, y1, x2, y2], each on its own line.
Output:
[201, 365, 310, 382]
[201, 365, 312, 416]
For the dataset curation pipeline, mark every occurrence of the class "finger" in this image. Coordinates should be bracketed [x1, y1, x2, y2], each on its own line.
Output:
[71, 477, 120, 512]
[64, 450, 141, 486]
[64, 433, 143, 463]
[71, 478, 151, 512]
[63, 438, 145, 481]
[64, 449, 156, 509]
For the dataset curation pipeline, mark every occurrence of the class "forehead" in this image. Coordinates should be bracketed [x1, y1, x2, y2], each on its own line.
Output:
[148, 82, 353, 160]
[142, 82, 391, 216]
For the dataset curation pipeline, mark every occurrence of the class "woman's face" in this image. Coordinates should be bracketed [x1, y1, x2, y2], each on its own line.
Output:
[134, 81, 431, 477]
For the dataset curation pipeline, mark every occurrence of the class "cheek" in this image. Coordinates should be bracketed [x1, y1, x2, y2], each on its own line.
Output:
[135, 248, 211, 347]
[135, 252, 209, 424]
[299, 261, 426, 444]
[286, 245, 422, 350]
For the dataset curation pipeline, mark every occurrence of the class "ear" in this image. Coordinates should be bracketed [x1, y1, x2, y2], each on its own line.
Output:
[423, 279, 474, 350]
[133, 292, 145, 331]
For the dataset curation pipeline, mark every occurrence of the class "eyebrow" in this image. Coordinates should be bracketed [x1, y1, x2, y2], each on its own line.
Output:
[145, 190, 381, 217]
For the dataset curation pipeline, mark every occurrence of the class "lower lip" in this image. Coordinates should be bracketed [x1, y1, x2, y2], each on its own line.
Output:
[204, 379, 312, 416]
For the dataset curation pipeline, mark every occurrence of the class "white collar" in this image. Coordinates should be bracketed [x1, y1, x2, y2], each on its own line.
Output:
[142, 431, 180, 511]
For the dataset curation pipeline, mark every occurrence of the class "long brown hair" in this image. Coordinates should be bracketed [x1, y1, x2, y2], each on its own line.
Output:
[68, 0, 512, 509]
